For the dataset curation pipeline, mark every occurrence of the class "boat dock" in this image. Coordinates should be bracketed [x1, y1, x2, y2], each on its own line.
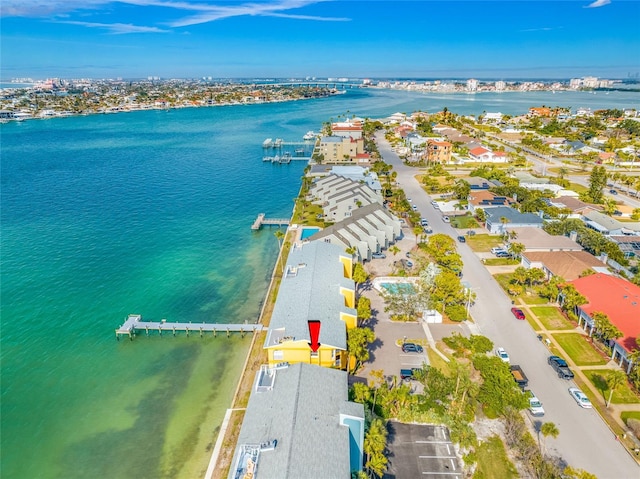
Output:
[251, 213, 290, 230]
[262, 139, 313, 149]
[115, 314, 263, 340]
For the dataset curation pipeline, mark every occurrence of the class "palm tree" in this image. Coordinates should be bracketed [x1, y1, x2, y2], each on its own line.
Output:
[500, 216, 510, 239]
[540, 422, 560, 455]
[274, 230, 286, 274]
[605, 370, 627, 408]
[413, 226, 422, 244]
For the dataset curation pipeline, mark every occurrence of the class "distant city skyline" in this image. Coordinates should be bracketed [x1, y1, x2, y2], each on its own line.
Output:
[2, 0, 639, 79]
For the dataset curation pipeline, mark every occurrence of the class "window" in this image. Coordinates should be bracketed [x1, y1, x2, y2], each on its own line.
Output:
[310, 351, 319, 358]
[273, 350, 284, 360]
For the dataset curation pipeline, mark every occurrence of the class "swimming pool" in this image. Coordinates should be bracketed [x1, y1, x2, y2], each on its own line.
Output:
[300, 227, 320, 240]
[380, 283, 416, 294]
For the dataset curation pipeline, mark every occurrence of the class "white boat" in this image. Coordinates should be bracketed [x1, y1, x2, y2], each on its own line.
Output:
[262, 138, 273, 148]
[274, 138, 283, 147]
[303, 131, 316, 141]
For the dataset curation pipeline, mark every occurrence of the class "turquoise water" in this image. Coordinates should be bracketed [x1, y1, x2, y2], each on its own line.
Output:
[299, 226, 320, 240]
[2, 88, 639, 479]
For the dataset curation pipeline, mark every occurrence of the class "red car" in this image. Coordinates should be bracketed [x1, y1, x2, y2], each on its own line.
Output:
[511, 307, 525, 320]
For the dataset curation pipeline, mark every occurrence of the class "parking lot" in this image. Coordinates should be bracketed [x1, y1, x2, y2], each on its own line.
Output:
[384, 422, 461, 479]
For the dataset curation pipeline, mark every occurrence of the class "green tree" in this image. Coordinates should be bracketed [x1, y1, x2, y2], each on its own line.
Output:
[453, 179, 471, 200]
[586, 165, 608, 204]
[539, 275, 565, 302]
[357, 296, 372, 326]
[347, 327, 375, 373]
[507, 242, 525, 259]
[605, 370, 627, 408]
[560, 284, 587, 316]
[364, 418, 388, 478]
[540, 422, 559, 455]
[473, 355, 529, 415]
[353, 263, 369, 293]
[350, 382, 372, 406]
[592, 311, 623, 344]
[475, 208, 486, 224]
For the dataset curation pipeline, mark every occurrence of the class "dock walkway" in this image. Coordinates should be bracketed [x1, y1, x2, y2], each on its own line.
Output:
[115, 314, 263, 340]
[251, 213, 290, 230]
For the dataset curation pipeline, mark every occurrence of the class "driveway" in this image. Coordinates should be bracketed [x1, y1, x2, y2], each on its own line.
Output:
[374, 131, 639, 478]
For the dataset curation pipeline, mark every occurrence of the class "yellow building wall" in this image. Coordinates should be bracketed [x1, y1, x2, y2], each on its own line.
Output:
[339, 255, 353, 279]
[340, 311, 357, 330]
[267, 341, 346, 369]
[340, 286, 355, 309]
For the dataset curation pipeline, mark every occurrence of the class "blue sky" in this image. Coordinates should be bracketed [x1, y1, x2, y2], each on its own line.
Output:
[1, 0, 639, 79]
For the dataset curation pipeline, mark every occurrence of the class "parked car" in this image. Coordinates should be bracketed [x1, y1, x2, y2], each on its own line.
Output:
[407, 198, 412, 202]
[569, 387, 592, 408]
[423, 227, 433, 234]
[400, 367, 422, 380]
[420, 218, 429, 226]
[526, 390, 545, 416]
[609, 189, 618, 195]
[467, 230, 476, 236]
[431, 200, 438, 205]
[371, 252, 386, 259]
[457, 235, 466, 243]
[433, 203, 440, 210]
[491, 246, 507, 254]
[511, 307, 526, 320]
[495, 251, 511, 258]
[405, 252, 411, 258]
[495, 347, 510, 363]
[442, 216, 450, 223]
[402, 343, 424, 353]
[548, 355, 575, 379]
[412, 205, 418, 211]
[406, 260, 414, 268]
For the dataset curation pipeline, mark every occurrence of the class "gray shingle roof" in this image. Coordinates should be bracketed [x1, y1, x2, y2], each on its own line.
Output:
[486, 206, 544, 225]
[265, 241, 355, 350]
[229, 363, 363, 479]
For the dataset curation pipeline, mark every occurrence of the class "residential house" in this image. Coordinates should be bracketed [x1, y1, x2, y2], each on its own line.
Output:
[582, 210, 640, 236]
[610, 235, 640, 259]
[467, 190, 515, 213]
[310, 203, 402, 261]
[468, 146, 508, 163]
[565, 274, 640, 372]
[529, 107, 552, 117]
[548, 196, 601, 217]
[520, 250, 605, 281]
[264, 241, 356, 369]
[461, 176, 493, 190]
[228, 362, 364, 479]
[484, 207, 544, 234]
[505, 227, 582, 252]
[424, 139, 452, 164]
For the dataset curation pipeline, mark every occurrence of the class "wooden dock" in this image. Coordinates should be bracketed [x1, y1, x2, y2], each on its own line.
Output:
[115, 314, 263, 340]
[251, 213, 290, 230]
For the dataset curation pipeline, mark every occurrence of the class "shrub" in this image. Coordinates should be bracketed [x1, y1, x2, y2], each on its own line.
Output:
[446, 304, 467, 322]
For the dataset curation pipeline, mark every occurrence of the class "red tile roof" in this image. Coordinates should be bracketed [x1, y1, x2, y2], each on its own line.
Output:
[469, 146, 489, 156]
[569, 273, 640, 353]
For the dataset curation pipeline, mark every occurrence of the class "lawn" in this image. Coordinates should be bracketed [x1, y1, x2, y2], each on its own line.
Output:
[568, 182, 589, 194]
[621, 411, 640, 424]
[450, 214, 480, 229]
[583, 369, 640, 404]
[520, 294, 551, 305]
[552, 333, 607, 366]
[466, 234, 503, 252]
[484, 258, 519, 266]
[530, 306, 574, 330]
[426, 345, 451, 374]
[472, 435, 518, 479]
[493, 273, 517, 296]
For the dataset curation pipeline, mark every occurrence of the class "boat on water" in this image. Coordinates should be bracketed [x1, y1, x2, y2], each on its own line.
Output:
[303, 131, 316, 141]
[274, 138, 283, 148]
[262, 138, 273, 148]
[295, 148, 305, 156]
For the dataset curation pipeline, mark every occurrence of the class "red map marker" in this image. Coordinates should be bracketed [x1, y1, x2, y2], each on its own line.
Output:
[308, 320, 321, 352]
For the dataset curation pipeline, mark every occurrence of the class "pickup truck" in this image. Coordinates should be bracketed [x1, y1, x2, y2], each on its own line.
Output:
[510, 365, 529, 390]
[548, 355, 575, 379]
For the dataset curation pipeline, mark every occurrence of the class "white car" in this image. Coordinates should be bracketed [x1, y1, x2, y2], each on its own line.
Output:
[569, 387, 592, 408]
[527, 390, 545, 416]
[442, 216, 450, 223]
[495, 347, 510, 363]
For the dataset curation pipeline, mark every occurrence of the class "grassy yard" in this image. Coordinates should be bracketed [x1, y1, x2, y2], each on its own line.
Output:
[622, 411, 640, 424]
[519, 294, 551, 305]
[530, 306, 575, 330]
[552, 333, 607, 366]
[484, 258, 519, 266]
[583, 369, 640, 404]
[466, 234, 503, 252]
[493, 273, 517, 296]
[472, 435, 518, 479]
[450, 214, 480, 229]
[427, 346, 451, 374]
[568, 182, 589, 194]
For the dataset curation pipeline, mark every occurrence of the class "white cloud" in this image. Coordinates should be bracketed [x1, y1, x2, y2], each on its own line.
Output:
[59, 20, 170, 34]
[585, 0, 611, 8]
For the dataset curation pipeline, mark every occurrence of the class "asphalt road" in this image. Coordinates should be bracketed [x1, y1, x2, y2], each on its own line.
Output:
[375, 131, 639, 478]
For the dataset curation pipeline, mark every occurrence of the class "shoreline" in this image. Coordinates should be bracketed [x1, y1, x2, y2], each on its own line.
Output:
[204, 189, 301, 479]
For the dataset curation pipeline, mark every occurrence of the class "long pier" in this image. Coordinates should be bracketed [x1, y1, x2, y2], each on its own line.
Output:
[251, 213, 290, 230]
[115, 314, 263, 340]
